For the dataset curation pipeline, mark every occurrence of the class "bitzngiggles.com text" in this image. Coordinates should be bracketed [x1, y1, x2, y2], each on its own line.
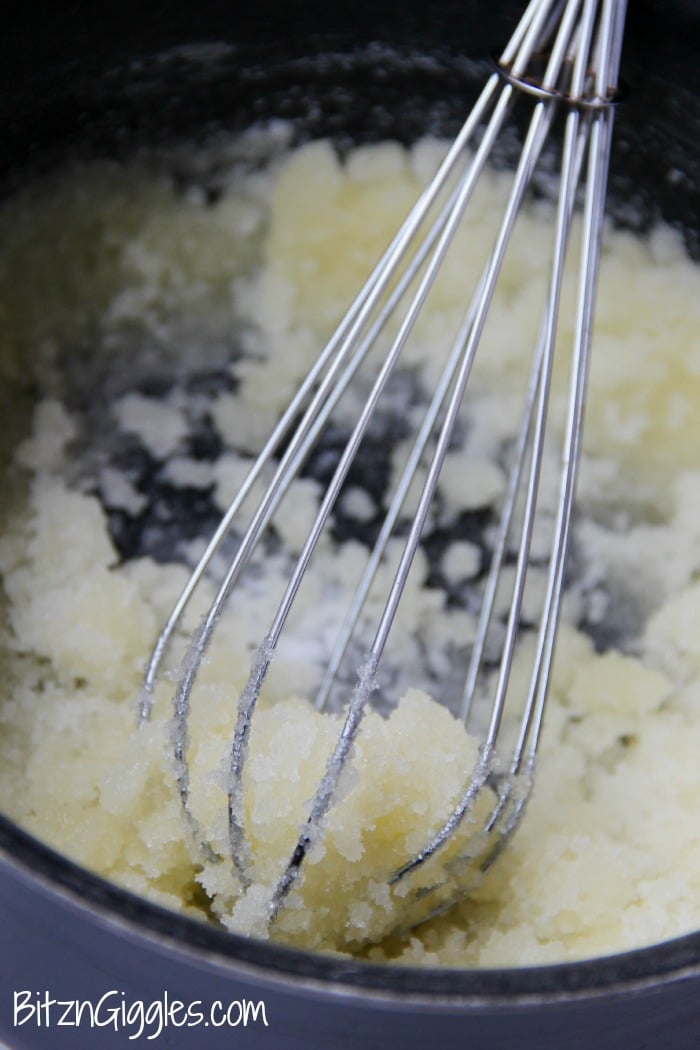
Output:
[13, 989, 269, 1040]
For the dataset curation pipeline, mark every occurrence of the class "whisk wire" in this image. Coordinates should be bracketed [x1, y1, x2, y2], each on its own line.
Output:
[142, 0, 581, 735]
[229, 83, 518, 884]
[391, 106, 591, 891]
[140, 0, 627, 940]
[405, 64, 622, 919]
[391, 0, 625, 903]
[139, 73, 505, 727]
[266, 0, 621, 916]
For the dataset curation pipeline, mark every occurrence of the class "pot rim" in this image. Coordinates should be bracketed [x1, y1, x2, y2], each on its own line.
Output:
[3, 813, 700, 1007]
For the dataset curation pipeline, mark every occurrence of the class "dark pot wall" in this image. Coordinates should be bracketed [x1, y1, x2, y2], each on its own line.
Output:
[1, 2, 700, 252]
[3, 818, 700, 1049]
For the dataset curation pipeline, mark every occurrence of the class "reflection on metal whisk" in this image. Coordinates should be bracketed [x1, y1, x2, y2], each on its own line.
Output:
[140, 0, 626, 938]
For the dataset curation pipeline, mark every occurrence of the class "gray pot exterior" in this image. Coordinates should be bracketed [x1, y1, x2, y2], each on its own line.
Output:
[2, 840, 700, 1050]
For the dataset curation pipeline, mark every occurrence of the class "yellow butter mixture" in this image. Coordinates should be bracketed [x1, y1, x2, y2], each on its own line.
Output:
[1, 136, 700, 966]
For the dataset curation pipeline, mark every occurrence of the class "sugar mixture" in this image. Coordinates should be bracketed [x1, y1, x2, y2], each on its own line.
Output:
[1, 135, 699, 965]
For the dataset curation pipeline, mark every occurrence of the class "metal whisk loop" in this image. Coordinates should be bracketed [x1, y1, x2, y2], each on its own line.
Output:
[141, 0, 627, 938]
[164, 79, 500, 848]
[138, 56, 505, 727]
[163, 0, 553, 857]
[391, 0, 627, 923]
[264, 0, 625, 929]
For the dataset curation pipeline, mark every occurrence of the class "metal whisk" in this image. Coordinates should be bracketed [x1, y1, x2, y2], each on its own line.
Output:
[140, 0, 626, 940]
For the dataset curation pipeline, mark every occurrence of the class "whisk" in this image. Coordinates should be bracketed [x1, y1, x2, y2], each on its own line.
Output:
[140, 0, 626, 940]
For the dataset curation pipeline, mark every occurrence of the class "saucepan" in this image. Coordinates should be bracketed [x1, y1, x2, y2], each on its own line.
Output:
[1, 1, 699, 1046]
